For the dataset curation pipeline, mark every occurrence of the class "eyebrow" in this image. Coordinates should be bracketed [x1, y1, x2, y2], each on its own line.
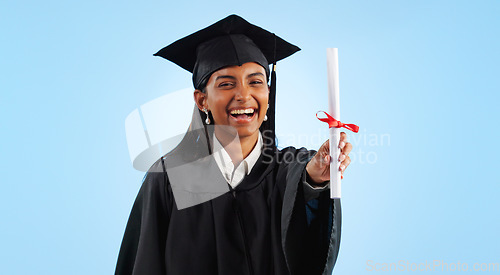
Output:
[215, 75, 236, 81]
[247, 72, 265, 78]
[215, 72, 265, 81]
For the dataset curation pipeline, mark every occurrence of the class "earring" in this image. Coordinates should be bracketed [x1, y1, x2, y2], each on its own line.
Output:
[263, 103, 269, 121]
[203, 108, 211, 124]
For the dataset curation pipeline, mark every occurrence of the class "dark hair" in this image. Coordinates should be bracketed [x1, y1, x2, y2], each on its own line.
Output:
[197, 76, 209, 92]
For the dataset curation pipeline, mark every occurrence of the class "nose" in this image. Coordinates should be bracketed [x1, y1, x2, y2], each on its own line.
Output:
[234, 84, 251, 102]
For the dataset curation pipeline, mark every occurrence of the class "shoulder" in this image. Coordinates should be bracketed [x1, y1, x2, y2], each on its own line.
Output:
[137, 157, 171, 209]
[143, 157, 167, 185]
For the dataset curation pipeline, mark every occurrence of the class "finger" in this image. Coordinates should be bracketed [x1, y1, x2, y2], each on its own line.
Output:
[324, 154, 331, 165]
[317, 140, 330, 165]
[317, 153, 329, 167]
[341, 155, 351, 170]
[339, 156, 351, 172]
[340, 132, 347, 141]
[315, 149, 330, 167]
[320, 139, 330, 154]
[342, 142, 353, 156]
[338, 154, 346, 162]
[339, 132, 347, 148]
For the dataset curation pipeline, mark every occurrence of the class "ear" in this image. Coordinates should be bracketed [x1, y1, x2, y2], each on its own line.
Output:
[193, 89, 207, 111]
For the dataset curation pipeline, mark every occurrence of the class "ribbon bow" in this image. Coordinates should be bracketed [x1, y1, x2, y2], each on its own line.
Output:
[316, 111, 359, 133]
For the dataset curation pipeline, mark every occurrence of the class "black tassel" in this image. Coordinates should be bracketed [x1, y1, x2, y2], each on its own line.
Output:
[261, 34, 278, 152]
[269, 64, 276, 146]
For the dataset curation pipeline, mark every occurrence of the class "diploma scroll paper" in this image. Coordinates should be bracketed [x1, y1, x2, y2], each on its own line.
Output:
[326, 48, 341, 199]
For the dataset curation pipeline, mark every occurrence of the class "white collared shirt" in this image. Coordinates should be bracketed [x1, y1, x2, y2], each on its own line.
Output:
[212, 132, 263, 189]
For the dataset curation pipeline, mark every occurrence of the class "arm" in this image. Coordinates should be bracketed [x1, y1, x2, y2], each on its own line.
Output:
[277, 147, 342, 275]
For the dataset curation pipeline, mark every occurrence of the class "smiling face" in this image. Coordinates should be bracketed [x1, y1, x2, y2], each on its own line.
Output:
[194, 62, 269, 144]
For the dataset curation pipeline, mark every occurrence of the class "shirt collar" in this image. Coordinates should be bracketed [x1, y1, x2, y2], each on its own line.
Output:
[212, 132, 263, 184]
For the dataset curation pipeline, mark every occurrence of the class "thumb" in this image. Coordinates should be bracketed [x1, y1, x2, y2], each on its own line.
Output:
[317, 139, 330, 166]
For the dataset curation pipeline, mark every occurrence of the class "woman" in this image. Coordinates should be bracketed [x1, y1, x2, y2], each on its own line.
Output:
[116, 15, 353, 275]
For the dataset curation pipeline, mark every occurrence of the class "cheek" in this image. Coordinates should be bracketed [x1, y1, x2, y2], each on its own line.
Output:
[210, 104, 227, 120]
[208, 95, 230, 120]
[256, 93, 269, 115]
[207, 92, 226, 109]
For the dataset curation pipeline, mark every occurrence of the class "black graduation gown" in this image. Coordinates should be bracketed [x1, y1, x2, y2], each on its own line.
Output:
[115, 147, 341, 275]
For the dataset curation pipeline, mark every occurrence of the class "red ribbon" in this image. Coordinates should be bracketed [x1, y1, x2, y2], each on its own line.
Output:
[316, 111, 359, 133]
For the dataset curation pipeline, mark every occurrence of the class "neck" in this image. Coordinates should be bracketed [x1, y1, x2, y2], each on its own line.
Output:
[214, 128, 259, 164]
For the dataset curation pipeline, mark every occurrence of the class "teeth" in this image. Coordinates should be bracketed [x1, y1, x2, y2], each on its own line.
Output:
[230, 108, 255, 115]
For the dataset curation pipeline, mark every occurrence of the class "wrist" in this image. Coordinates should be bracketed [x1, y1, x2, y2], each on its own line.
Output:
[306, 170, 328, 187]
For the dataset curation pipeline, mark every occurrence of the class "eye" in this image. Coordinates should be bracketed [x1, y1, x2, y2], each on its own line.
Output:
[218, 82, 235, 88]
[250, 80, 264, 85]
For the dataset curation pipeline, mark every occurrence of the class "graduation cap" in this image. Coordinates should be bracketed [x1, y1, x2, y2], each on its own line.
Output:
[154, 14, 300, 149]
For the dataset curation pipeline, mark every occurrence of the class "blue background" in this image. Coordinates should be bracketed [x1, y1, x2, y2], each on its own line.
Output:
[1, 0, 498, 274]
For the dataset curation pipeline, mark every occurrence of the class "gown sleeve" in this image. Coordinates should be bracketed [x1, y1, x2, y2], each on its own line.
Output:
[278, 147, 342, 275]
[115, 159, 172, 275]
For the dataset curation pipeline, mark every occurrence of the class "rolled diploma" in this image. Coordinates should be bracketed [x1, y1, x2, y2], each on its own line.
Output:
[326, 48, 341, 198]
